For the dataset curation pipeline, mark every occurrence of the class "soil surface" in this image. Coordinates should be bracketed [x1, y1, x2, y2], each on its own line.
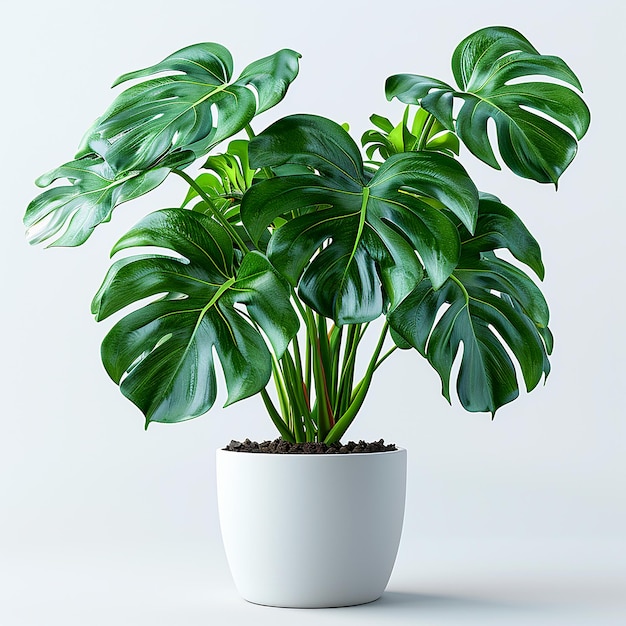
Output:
[223, 438, 397, 454]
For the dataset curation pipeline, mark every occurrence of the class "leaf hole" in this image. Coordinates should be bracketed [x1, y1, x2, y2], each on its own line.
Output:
[486, 116, 505, 171]
[487, 321, 525, 390]
[245, 83, 260, 110]
[111, 245, 187, 263]
[505, 74, 582, 92]
[518, 104, 576, 137]
[210, 103, 219, 130]
[120, 331, 173, 383]
[26, 206, 78, 247]
[424, 301, 451, 354]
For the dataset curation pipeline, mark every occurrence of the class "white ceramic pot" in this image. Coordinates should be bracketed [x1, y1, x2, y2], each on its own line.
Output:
[216, 446, 407, 608]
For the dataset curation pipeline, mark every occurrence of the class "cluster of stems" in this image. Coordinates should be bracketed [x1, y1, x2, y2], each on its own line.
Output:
[263, 309, 395, 444]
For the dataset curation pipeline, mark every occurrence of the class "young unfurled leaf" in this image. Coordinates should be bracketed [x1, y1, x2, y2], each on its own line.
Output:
[362, 107, 460, 161]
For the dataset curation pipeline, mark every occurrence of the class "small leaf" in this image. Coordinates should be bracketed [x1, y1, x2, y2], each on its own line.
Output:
[370, 114, 394, 133]
[426, 130, 460, 155]
[362, 106, 458, 158]
[181, 173, 224, 208]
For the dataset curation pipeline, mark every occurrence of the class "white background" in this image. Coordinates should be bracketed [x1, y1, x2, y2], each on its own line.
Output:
[1, 0, 624, 624]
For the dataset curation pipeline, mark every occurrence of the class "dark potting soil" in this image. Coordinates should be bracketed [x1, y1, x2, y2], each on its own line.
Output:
[223, 438, 397, 454]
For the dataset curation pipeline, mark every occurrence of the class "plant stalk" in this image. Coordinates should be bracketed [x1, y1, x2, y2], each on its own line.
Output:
[173, 168, 250, 253]
[323, 321, 389, 444]
[261, 389, 295, 443]
[416, 113, 436, 151]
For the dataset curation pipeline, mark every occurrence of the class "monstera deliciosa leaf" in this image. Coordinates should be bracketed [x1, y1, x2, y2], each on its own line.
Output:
[91, 209, 299, 426]
[24, 151, 192, 247]
[82, 44, 301, 173]
[389, 195, 552, 414]
[25, 44, 300, 248]
[241, 114, 479, 324]
[386, 26, 590, 184]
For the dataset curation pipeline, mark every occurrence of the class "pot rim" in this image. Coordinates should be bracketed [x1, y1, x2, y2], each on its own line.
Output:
[216, 446, 406, 457]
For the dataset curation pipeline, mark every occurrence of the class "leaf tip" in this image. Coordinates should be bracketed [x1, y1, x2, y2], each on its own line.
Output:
[90, 298, 101, 319]
[111, 75, 125, 89]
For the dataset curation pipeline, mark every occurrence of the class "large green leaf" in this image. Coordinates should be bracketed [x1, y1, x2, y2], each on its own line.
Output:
[24, 151, 192, 247]
[388, 195, 551, 414]
[81, 44, 301, 173]
[386, 26, 590, 184]
[241, 114, 478, 324]
[26, 45, 299, 248]
[91, 208, 299, 426]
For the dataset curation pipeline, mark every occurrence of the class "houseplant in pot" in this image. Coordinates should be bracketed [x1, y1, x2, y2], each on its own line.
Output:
[24, 26, 589, 607]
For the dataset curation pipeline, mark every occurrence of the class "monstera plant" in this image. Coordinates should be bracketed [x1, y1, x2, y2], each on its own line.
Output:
[25, 27, 589, 444]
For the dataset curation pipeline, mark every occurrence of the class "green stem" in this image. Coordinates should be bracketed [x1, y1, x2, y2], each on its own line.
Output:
[315, 313, 335, 438]
[292, 333, 304, 386]
[271, 356, 291, 426]
[416, 113, 436, 151]
[304, 331, 312, 403]
[260, 389, 295, 443]
[291, 290, 308, 322]
[218, 192, 243, 200]
[244, 124, 256, 140]
[323, 321, 389, 444]
[280, 351, 307, 443]
[329, 324, 343, 408]
[204, 277, 236, 310]
[374, 346, 397, 371]
[334, 323, 359, 417]
[173, 168, 250, 253]
[359, 322, 370, 341]
[290, 290, 313, 399]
